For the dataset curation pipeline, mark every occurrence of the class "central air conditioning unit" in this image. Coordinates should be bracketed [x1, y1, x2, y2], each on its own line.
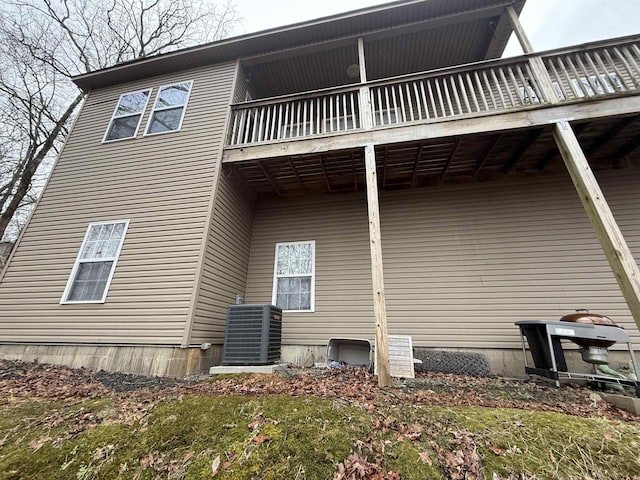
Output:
[223, 304, 282, 365]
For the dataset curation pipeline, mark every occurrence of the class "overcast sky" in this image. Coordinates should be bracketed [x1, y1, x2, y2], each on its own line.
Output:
[233, 0, 640, 57]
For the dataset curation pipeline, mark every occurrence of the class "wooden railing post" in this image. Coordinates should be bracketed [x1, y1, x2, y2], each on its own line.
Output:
[358, 37, 391, 387]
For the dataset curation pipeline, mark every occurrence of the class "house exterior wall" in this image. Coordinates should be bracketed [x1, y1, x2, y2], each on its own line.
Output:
[189, 171, 256, 345]
[246, 192, 376, 343]
[245, 169, 640, 348]
[0, 61, 236, 345]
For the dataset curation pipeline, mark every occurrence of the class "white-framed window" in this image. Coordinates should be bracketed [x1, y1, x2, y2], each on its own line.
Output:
[61, 220, 129, 304]
[272, 241, 315, 312]
[145, 80, 193, 135]
[103, 89, 152, 142]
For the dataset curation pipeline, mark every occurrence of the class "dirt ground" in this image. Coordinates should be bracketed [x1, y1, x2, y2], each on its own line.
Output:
[0, 359, 636, 422]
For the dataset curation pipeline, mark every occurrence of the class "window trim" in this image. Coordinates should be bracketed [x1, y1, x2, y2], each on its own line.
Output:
[60, 219, 130, 304]
[144, 80, 193, 136]
[271, 240, 316, 313]
[102, 88, 152, 143]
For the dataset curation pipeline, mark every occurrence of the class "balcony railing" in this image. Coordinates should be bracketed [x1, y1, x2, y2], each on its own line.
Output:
[227, 86, 361, 145]
[226, 37, 640, 148]
[368, 58, 545, 127]
[544, 39, 640, 102]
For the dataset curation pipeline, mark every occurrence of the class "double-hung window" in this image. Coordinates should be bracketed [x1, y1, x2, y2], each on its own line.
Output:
[145, 81, 193, 135]
[272, 241, 315, 312]
[103, 89, 151, 141]
[61, 220, 129, 303]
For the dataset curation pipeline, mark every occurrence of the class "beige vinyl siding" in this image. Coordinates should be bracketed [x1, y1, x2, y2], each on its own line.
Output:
[190, 172, 256, 344]
[246, 193, 375, 342]
[245, 169, 640, 348]
[0, 61, 236, 345]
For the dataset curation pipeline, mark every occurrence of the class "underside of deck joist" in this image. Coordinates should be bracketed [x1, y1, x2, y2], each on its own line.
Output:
[224, 113, 640, 197]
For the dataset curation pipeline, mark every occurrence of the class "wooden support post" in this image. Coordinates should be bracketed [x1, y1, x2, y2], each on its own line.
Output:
[553, 121, 640, 332]
[358, 38, 374, 131]
[359, 36, 391, 385]
[506, 5, 533, 54]
[505, 5, 559, 104]
[364, 143, 391, 387]
[512, 0, 640, 328]
[357, 37, 367, 83]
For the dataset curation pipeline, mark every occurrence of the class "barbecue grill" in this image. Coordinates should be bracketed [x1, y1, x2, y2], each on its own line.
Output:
[515, 310, 640, 396]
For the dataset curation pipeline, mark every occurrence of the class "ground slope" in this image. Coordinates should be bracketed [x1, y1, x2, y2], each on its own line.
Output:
[0, 360, 638, 479]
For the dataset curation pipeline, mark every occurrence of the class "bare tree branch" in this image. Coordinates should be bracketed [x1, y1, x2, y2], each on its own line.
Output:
[0, 0, 240, 240]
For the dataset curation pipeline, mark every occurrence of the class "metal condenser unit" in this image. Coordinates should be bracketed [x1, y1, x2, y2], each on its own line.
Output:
[223, 304, 282, 365]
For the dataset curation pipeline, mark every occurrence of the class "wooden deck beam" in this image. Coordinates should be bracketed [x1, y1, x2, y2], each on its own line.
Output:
[536, 122, 589, 171]
[585, 116, 636, 156]
[223, 96, 640, 164]
[441, 138, 462, 180]
[473, 134, 500, 177]
[553, 121, 640, 332]
[410, 142, 426, 186]
[350, 150, 358, 190]
[319, 155, 332, 192]
[257, 161, 281, 196]
[611, 134, 640, 164]
[501, 128, 544, 174]
[382, 146, 388, 187]
[287, 157, 306, 190]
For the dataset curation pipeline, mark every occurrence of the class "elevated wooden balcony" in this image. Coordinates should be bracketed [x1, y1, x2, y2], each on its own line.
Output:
[224, 36, 640, 162]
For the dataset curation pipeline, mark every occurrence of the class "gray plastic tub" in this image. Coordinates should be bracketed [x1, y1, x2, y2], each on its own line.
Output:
[326, 338, 372, 369]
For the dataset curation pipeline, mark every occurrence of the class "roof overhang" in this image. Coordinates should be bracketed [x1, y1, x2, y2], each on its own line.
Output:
[72, 0, 524, 92]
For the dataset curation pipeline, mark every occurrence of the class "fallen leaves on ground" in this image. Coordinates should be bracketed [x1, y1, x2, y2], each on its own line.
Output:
[211, 455, 221, 477]
[0, 360, 110, 399]
[333, 453, 400, 480]
[184, 367, 378, 403]
[1, 360, 639, 480]
[0, 359, 637, 424]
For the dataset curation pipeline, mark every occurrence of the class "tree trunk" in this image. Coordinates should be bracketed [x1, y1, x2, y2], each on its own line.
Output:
[0, 93, 84, 240]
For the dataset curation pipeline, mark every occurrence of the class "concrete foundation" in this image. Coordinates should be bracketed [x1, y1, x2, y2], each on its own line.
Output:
[280, 344, 638, 378]
[1, 342, 636, 380]
[0, 343, 222, 377]
[281, 345, 326, 368]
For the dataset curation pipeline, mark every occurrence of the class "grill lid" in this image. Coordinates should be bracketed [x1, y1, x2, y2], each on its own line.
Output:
[560, 309, 618, 327]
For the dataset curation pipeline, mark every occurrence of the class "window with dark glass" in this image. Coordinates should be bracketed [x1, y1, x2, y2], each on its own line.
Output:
[104, 90, 151, 141]
[146, 81, 193, 134]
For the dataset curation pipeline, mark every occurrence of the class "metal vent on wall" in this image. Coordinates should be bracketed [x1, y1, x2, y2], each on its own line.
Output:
[223, 304, 282, 365]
